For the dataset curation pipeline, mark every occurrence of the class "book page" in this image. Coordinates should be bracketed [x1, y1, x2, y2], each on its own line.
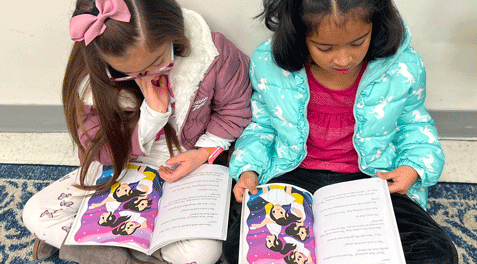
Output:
[150, 164, 232, 252]
[65, 163, 164, 254]
[312, 177, 405, 264]
[239, 184, 316, 264]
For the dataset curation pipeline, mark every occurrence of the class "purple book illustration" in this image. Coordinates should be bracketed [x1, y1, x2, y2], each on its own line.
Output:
[244, 184, 316, 264]
[73, 164, 164, 249]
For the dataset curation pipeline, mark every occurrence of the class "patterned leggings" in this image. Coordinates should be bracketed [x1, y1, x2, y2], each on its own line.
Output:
[22, 161, 222, 264]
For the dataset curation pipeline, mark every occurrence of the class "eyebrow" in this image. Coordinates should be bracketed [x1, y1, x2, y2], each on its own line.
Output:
[313, 29, 371, 46]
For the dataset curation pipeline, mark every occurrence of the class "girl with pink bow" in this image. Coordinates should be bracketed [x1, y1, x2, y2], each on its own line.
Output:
[22, 0, 252, 262]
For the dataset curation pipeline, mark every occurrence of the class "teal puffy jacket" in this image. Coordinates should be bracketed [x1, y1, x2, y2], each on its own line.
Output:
[229, 28, 444, 210]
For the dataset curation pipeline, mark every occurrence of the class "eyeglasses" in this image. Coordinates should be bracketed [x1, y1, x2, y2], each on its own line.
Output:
[106, 43, 174, 82]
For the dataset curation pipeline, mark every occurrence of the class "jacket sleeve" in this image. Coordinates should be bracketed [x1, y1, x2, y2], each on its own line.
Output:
[78, 104, 145, 166]
[228, 98, 279, 182]
[392, 61, 445, 187]
[228, 46, 279, 182]
[206, 33, 253, 141]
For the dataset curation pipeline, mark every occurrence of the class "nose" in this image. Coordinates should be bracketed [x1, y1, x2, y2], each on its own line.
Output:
[333, 49, 352, 67]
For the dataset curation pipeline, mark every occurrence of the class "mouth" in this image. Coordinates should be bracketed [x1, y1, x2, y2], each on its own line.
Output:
[334, 68, 351, 74]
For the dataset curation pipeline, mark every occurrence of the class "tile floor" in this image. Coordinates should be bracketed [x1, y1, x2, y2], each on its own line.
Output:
[0, 133, 476, 183]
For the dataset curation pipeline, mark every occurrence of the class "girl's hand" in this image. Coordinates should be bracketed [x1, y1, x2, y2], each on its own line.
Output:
[158, 148, 209, 182]
[376, 165, 419, 194]
[135, 74, 169, 113]
[233, 171, 259, 203]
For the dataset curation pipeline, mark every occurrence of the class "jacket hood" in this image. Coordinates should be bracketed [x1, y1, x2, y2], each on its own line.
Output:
[358, 24, 412, 89]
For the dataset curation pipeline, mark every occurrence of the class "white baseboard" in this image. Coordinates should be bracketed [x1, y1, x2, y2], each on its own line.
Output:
[0, 105, 67, 132]
[1, 106, 476, 183]
[1, 105, 476, 140]
[428, 110, 477, 140]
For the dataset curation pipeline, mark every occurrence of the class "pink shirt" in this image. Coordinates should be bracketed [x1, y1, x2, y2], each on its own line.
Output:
[300, 63, 367, 173]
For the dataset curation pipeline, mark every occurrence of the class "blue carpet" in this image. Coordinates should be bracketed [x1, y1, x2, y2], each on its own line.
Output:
[1, 164, 476, 263]
[0, 164, 77, 264]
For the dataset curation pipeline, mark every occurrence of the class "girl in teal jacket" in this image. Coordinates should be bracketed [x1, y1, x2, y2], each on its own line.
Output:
[230, 21, 439, 211]
[224, 0, 458, 263]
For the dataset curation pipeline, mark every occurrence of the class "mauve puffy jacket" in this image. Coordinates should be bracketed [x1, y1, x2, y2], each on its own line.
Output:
[78, 10, 252, 165]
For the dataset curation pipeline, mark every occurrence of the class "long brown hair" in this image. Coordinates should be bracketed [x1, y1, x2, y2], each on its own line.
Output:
[63, 0, 188, 194]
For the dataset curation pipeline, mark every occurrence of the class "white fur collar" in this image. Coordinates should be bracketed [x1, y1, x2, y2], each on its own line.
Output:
[79, 9, 218, 131]
[169, 8, 219, 132]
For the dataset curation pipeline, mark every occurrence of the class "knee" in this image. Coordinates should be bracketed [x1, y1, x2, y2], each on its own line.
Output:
[161, 239, 223, 264]
[22, 193, 43, 232]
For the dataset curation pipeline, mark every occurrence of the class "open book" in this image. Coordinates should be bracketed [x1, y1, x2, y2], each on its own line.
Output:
[239, 177, 405, 264]
[65, 163, 232, 255]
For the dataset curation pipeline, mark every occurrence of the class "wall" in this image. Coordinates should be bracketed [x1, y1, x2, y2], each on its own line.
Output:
[0, 0, 475, 110]
[0, 1, 74, 105]
[392, 0, 477, 110]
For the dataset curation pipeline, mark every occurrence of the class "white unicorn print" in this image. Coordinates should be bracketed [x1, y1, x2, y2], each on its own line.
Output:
[251, 101, 263, 119]
[412, 88, 424, 100]
[260, 134, 275, 141]
[370, 146, 386, 162]
[257, 78, 269, 92]
[370, 96, 393, 119]
[419, 126, 437, 143]
[421, 154, 435, 172]
[356, 98, 365, 109]
[356, 133, 371, 142]
[276, 142, 285, 158]
[412, 110, 430, 122]
[248, 123, 261, 130]
[389, 144, 397, 153]
[242, 164, 252, 172]
[273, 106, 292, 127]
[282, 69, 291, 77]
[392, 63, 415, 86]
[233, 148, 247, 162]
[290, 145, 300, 151]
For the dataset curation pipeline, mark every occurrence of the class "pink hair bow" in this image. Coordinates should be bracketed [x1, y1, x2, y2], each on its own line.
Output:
[70, 0, 131, 45]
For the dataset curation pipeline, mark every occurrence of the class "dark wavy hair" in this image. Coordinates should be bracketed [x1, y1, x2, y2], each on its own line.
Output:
[63, 0, 187, 194]
[285, 223, 311, 241]
[258, 0, 405, 72]
[113, 187, 146, 202]
[267, 235, 297, 254]
[98, 212, 131, 227]
[269, 205, 301, 226]
[112, 220, 140, 235]
[123, 197, 153, 212]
